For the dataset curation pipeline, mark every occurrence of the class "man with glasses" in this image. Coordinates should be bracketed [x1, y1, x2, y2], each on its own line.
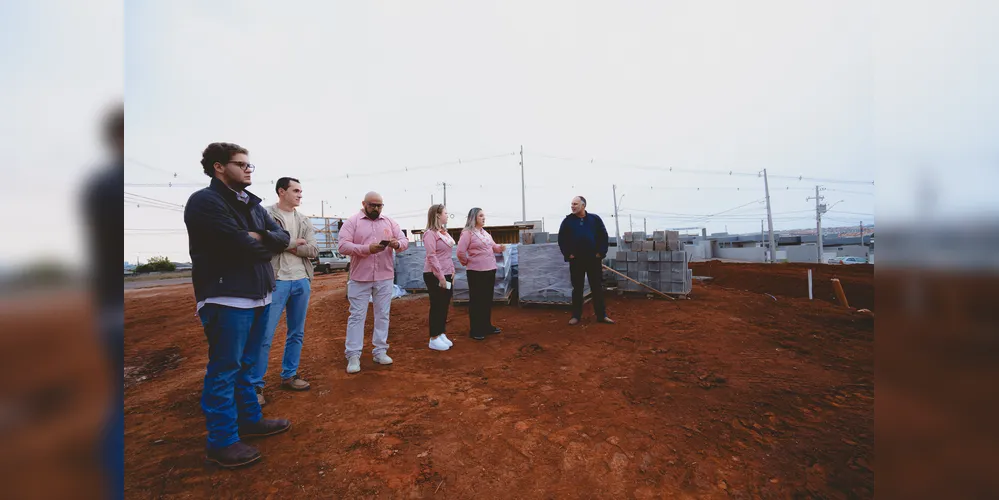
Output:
[337, 191, 408, 374]
[184, 142, 293, 468]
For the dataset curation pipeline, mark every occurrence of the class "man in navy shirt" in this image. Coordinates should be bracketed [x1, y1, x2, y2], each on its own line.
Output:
[185, 142, 293, 468]
[557, 196, 615, 325]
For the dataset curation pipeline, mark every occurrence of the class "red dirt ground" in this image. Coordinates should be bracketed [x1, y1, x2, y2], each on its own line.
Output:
[124, 263, 873, 499]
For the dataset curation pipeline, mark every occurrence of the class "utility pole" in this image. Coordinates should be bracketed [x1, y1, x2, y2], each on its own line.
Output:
[321, 200, 325, 218]
[629, 214, 633, 232]
[643, 218, 647, 234]
[763, 169, 777, 263]
[519, 145, 526, 222]
[807, 186, 827, 263]
[860, 220, 866, 257]
[612, 184, 622, 244]
[435, 182, 448, 206]
[761, 219, 766, 257]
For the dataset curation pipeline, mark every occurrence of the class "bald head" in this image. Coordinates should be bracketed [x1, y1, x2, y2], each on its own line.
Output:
[362, 191, 384, 219]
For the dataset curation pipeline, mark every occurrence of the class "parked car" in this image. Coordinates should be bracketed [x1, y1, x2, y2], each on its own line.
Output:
[839, 256, 869, 265]
[827, 256, 846, 264]
[312, 249, 350, 274]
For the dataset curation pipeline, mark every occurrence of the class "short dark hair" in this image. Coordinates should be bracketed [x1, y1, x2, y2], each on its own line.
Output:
[201, 142, 248, 177]
[577, 195, 587, 207]
[276, 177, 301, 194]
[103, 104, 123, 145]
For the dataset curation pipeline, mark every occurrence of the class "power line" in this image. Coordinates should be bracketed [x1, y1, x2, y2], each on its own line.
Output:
[621, 206, 814, 218]
[123, 202, 184, 213]
[526, 150, 875, 186]
[125, 157, 205, 184]
[124, 182, 204, 188]
[300, 152, 517, 182]
[825, 188, 875, 196]
[621, 199, 763, 218]
[123, 198, 183, 211]
[123, 192, 185, 209]
[827, 210, 875, 216]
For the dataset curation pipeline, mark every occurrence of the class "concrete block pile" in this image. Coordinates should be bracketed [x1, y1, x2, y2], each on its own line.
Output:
[611, 231, 692, 294]
[453, 245, 515, 302]
[394, 245, 428, 290]
[395, 243, 516, 301]
[518, 243, 586, 304]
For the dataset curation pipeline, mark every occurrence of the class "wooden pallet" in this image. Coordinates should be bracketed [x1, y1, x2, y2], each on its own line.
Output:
[452, 288, 515, 306]
[612, 287, 689, 300]
[518, 292, 591, 307]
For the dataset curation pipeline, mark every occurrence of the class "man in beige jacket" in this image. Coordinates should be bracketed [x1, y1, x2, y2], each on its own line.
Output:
[250, 177, 319, 405]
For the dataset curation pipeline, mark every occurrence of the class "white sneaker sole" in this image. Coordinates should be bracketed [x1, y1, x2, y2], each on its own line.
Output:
[373, 358, 393, 365]
[429, 343, 450, 351]
[346, 358, 361, 374]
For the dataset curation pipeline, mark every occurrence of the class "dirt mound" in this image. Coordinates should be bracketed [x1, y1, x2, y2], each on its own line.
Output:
[690, 260, 874, 310]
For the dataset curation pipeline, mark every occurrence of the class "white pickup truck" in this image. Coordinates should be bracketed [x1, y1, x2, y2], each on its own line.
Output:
[312, 249, 350, 274]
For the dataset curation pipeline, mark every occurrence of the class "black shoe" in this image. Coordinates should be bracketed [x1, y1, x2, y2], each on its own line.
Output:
[489, 326, 502, 335]
[240, 418, 292, 439]
[206, 442, 261, 468]
[470, 333, 487, 340]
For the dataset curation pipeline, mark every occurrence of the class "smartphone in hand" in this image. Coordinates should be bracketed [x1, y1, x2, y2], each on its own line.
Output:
[379, 240, 390, 246]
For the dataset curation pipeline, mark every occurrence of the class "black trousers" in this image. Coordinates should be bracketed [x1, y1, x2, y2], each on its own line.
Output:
[423, 273, 453, 337]
[466, 269, 496, 336]
[569, 257, 607, 320]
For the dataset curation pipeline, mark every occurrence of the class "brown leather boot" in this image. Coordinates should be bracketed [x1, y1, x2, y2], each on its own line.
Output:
[281, 375, 311, 391]
[206, 442, 261, 468]
[240, 418, 291, 439]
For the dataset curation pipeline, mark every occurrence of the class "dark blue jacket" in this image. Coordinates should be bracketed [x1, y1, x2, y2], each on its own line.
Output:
[184, 177, 290, 303]
[557, 212, 610, 262]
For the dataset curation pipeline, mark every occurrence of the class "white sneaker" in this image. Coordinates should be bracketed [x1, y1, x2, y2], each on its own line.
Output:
[373, 353, 394, 365]
[429, 337, 451, 351]
[441, 334, 454, 347]
[346, 355, 361, 374]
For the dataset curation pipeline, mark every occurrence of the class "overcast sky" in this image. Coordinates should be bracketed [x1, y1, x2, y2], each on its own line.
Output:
[3, 1, 996, 266]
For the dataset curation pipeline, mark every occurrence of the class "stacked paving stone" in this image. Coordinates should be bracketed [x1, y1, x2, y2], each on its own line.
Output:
[453, 245, 515, 302]
[394, 245, 428, 290]
[611, 231, 692, 295]
[396, 242, 516, 301]
[517, 242, 586, 305]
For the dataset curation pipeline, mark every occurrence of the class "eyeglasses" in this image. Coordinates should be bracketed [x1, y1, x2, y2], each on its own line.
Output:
[366, 202, 383, 208]
[227, 161, 256, 172]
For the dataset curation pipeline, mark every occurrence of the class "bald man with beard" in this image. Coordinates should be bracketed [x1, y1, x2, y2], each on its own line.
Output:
[337, 192, 409, 374]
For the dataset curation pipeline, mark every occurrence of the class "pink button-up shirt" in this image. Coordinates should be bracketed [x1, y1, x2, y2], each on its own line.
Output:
[423, 229, 456, 278]
[338, 210, 409, 282]
[457, 228, 503, 271]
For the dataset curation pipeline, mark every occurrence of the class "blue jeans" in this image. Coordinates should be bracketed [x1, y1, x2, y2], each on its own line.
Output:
[252, 278, 312, 387]
[198, 303, 268, 449]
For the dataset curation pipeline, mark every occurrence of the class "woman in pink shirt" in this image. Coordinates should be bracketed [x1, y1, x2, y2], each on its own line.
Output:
[456, 207, 506, 340]
[423, 204, 456, 351]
